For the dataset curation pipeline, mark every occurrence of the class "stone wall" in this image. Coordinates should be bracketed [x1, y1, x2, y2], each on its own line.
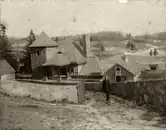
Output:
[1, 79, 79, 104]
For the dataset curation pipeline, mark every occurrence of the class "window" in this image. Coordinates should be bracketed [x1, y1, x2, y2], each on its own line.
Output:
[115, 76, 121, 82]
[149, 64, 158, 70]
[116, 67, 121, 71]
[36, 50, 40, 56]
[115, 67, 121, 76]
[150, 66, 157, 70]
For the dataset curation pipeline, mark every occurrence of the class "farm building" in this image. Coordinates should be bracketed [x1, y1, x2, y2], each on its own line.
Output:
[104, 62, 134, 83]
[103, 53, 166, 82]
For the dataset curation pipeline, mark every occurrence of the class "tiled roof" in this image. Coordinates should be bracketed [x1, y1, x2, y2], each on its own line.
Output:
[80, 57, 102, 76]
[29, 32, 58, 48]
[101, 55, 148, 75]
[104, 63, 135, 76]
[0, 59, 15, 75]
[137, 70, 166, 80]
[43, 52, 70, 67]
[57, 39, 86, 65]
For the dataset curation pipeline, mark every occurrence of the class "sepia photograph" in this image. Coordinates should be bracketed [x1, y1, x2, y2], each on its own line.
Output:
[1, 0, 166, 129]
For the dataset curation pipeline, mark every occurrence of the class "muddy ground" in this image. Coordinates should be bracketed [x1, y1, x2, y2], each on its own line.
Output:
[0, 91, 166, 130]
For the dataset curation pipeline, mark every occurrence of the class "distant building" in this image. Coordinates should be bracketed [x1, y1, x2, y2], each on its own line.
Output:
[135, 61, 166, 81]
[104, 63, 134, 83]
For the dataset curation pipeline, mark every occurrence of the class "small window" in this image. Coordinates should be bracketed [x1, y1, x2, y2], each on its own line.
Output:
[150, 66, 157, 70]
[36, 50, 40, 56]
[115, 67, 121, 76]
[116, 76, 121, 82]
[149, 64, 158, 70]
[116, 67, 121, 71]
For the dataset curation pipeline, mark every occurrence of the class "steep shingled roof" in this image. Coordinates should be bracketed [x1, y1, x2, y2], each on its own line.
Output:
[43, 52, 70, 67]
[137, 70, 166, 80]
[57, 39, 86, 65]
[29, 32, 58, 48]
[101, 55, 148, 75]
[80, 57, 102, 76]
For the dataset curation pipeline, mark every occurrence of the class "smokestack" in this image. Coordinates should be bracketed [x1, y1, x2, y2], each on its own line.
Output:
[83, 34, 93, 57]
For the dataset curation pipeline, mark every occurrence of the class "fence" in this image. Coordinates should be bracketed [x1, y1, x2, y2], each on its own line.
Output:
[110, 79, 166, 113]
[83, 79, 166, 113]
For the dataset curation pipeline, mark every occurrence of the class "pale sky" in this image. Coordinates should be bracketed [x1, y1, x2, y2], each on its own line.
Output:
[1, 0, 166, 37]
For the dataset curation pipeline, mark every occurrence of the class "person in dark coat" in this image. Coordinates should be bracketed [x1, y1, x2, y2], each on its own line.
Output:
[102, 76, 111, 102]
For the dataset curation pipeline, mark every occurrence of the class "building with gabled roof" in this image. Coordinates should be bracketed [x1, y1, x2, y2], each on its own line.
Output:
[29, 31, 87, 79]
[29, 31, 58, 48]
[29, 32, 59, 78]
[104, 62, 134, 83]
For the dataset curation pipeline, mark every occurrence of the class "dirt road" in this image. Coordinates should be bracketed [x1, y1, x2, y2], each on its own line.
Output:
[0, 92, 166, 130]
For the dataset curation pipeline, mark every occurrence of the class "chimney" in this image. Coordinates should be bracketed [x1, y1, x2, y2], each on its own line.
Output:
[83, 34, 93, 57]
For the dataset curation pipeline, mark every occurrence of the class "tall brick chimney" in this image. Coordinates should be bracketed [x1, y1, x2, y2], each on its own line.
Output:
[83, 34, 93, 57]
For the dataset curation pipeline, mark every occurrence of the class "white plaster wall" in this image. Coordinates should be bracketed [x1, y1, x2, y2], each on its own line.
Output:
[1, 80, 78, 103]
[46, 47, 58, 61]
[78, 65, 83, 73]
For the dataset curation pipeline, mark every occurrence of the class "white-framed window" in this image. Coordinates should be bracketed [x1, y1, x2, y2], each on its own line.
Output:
[115, 67, 121, 76]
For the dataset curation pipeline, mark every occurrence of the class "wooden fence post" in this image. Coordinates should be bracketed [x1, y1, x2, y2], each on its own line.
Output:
[77, 80, 85, 104]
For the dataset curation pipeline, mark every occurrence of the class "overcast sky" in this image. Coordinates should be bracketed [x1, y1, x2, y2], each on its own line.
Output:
[1, 0, 166, 37]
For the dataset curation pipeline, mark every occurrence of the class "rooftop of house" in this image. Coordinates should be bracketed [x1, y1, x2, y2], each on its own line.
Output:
[0, 59, 15, 75]
[101, 54, 144, 75]
[29, 32, 58, 48]
[104, 62, 135, 76]
[80, 56, 102, 76]
[137, 69, 166, 80]
[43, 51, 71, 67]
[56, 39, 86, 65]
[101, 54, 166, 76]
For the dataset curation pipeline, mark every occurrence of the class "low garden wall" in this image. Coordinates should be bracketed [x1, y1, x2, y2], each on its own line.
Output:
[1, 78, 79, 104]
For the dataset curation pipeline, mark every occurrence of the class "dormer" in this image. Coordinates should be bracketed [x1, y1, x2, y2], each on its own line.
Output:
[149, 64, 158, 71]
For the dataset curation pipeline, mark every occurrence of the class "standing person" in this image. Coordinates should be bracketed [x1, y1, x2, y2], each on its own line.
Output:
[102, 76, 111, 104]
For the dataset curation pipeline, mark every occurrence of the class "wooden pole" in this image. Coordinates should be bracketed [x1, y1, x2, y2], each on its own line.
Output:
[58, 67, 60, 82]
[66, 66, 68, 78]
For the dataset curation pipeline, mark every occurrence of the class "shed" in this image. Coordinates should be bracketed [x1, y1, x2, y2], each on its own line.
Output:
[104, 63, 134, 83]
